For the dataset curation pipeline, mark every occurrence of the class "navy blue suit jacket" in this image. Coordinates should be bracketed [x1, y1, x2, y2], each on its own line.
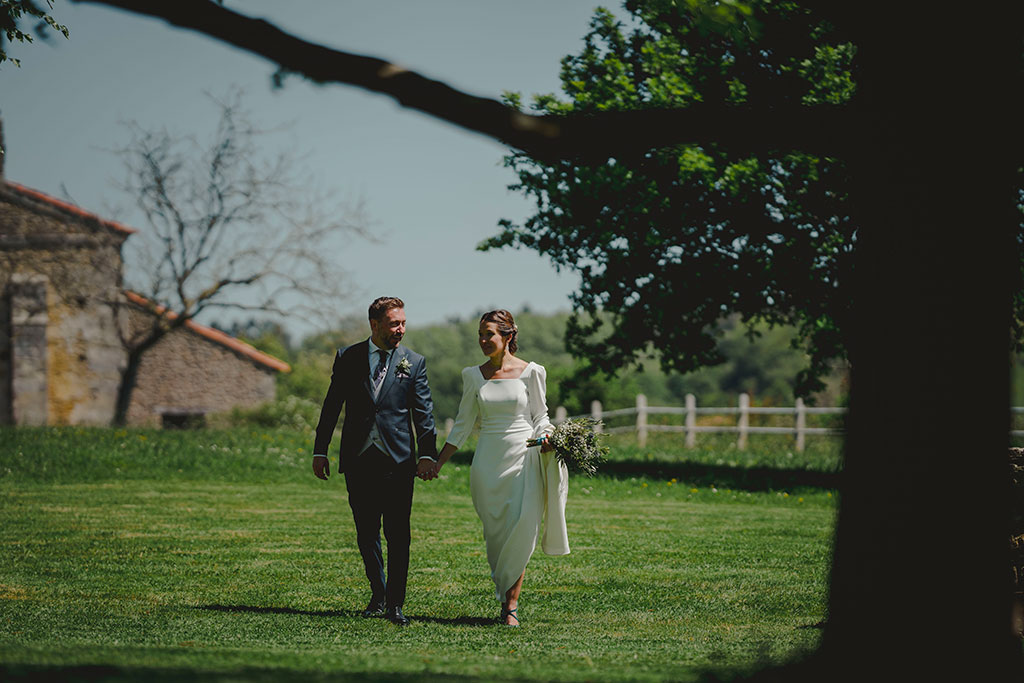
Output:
[313, 340, 438, 473]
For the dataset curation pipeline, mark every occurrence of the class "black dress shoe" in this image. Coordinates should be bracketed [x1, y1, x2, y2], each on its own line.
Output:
[361, 600, 386, 618]
[386, 606, 409, 626]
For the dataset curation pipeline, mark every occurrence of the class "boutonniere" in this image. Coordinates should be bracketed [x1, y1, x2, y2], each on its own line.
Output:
[396, 357, 412, 378]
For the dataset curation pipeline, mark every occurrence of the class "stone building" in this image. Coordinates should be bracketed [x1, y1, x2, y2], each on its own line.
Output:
[121, 291, 288, 426]
[0, 178, 289, 426]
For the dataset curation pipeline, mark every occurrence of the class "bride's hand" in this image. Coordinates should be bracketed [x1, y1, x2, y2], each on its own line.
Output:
[539, 435, 554, 454]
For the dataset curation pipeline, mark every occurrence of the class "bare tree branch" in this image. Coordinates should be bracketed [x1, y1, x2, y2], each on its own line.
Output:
[107, 92, 368, 423]
[71, 0, 854, 160]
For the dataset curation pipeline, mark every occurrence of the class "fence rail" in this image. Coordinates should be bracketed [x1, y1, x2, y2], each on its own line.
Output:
[438, 394, 1024, 451]
[557, 393, 846, 451]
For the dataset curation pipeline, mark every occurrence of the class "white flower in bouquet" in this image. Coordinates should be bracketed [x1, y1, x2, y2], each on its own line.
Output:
[527, 417, 608, 477]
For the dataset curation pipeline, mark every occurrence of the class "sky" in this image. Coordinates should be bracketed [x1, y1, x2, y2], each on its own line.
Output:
[2, 1, 605, 339]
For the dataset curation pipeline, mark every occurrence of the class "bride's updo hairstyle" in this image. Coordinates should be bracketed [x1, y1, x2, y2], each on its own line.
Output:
[480, 309, 518, 354]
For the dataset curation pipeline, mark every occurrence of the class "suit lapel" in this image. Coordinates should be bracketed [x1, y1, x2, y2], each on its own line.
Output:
[375, 346, 405, 405]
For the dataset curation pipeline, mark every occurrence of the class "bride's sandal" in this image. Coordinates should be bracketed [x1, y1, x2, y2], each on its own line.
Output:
[500, 606, 520, 627]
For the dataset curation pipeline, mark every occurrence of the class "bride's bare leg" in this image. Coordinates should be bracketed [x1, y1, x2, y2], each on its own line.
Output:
[503, 572, 525, 625]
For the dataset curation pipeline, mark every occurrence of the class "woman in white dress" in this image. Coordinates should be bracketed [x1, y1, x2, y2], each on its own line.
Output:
[423, 309, 569, 626]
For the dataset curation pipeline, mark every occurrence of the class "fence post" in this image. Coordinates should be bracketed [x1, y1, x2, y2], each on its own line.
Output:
[795, 397, 806, 452]
[685, 393, 696, 448]
[555, 406, 567, 424]
[738, 393, 749, 450]
[636, 393, 648, 448]
[591, 400, 603, 433]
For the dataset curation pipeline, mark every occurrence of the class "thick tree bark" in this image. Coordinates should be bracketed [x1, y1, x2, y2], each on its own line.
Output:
[820, 6, 1022, 680]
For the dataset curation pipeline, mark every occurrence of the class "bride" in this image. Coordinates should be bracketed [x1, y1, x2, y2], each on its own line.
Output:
[419, 309, 569, 626]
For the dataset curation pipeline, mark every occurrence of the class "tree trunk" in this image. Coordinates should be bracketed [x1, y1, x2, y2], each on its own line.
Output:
[112, 344, 145, 426]
[113, 328, 167, 426]
[819, 6, 1022, 680]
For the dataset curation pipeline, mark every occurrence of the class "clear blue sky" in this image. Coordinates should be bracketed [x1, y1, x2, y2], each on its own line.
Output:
[2, 1, 604, 338]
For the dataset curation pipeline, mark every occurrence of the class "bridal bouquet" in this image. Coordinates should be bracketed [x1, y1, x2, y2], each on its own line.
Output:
[527, 417, 608, 477]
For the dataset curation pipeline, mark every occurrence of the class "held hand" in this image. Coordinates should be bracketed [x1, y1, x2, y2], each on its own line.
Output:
[312, 456, 330, 480]
[417, 459, 439, 481]
[530, 434, 554, 453]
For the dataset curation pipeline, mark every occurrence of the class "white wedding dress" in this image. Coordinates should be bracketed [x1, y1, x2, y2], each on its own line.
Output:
[445, 361, 570, 600]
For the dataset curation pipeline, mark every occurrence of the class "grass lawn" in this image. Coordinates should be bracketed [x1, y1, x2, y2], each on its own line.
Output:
[0, 427, 836, 682]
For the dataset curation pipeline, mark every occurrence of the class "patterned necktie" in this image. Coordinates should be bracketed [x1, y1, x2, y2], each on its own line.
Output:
[373, 349, 388, 391]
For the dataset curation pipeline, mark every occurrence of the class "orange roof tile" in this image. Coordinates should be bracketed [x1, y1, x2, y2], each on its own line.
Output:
[3, 181, 138, 235]
[124, 290, 291, 373]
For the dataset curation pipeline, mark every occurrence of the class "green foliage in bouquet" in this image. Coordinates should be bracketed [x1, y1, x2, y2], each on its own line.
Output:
[529, 417, 608, 477]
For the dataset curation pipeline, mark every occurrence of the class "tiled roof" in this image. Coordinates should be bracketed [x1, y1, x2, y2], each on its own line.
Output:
[3, 181, 138, 235]
[124, 290, 291, 373]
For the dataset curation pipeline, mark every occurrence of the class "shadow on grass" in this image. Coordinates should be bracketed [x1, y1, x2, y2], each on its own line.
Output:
[594, 460, 839, 492]
[410, 614, 496, 626]
[194, 604, 496, 627]
[0, 664, 513, 682]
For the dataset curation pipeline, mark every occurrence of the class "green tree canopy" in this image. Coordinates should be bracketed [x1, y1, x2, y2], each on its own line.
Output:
[483, 1, 857, 396]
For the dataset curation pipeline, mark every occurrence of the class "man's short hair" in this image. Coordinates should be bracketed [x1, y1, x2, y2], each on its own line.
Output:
[368, 296, 405, 322]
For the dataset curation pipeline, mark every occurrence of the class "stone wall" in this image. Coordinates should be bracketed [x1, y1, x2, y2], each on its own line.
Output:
[0, 185, 127, 425]
[125, 308, 277, 425]
[9, 274, 48, 424]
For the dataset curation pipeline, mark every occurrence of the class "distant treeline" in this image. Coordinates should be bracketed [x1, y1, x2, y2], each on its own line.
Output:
[222, 310, 849, 426]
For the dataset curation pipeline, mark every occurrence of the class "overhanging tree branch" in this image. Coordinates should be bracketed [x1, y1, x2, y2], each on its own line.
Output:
[71, 0, 853, 160]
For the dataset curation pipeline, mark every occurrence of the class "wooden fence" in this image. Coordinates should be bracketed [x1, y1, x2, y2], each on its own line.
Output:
[557, 393, 846, 451]
[442, 393, 846, 452]
[441, 397, 1024, 451]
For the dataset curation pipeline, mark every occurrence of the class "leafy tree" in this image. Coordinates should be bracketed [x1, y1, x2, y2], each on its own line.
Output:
[0, 0, 68, 67]
[484, 3, 855, 397]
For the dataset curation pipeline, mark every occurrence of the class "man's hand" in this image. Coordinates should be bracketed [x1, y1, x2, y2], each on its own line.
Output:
[417, 459, 438, 481]
[313, 456, 330, 480]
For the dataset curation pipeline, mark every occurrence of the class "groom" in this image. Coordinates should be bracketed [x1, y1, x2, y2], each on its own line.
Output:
[312, 296, 438, 626]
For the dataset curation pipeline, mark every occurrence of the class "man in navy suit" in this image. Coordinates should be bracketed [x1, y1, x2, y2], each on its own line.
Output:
[313, 296, 438, 626]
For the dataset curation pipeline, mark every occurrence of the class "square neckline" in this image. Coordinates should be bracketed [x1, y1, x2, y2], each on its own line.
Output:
[478, 360, 534, 382]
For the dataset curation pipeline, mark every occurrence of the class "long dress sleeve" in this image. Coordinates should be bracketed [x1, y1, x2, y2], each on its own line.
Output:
[527, 364, 570, 556]
[444, 366, 480, 450]
[526, 363, 555, 441]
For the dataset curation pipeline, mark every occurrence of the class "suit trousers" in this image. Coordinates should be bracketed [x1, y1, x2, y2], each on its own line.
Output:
[344, 446, 415, 609]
